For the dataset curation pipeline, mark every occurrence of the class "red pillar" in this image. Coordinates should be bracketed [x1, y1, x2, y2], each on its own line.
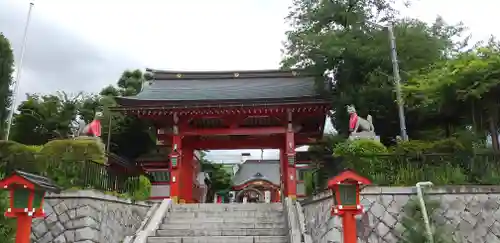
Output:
[182, 148, 194, 203]
[192, 155, 201, 203]
[285, 109, 297, 200]
[15, 214, 32, 243]
[169, 113, 182, 203]
[342, 211, 358, 243]
[279, 148, 288, 200]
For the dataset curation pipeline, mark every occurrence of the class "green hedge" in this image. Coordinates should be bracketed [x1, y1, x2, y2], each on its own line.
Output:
[330, 138, 500, 186]
[128, 175, 152, 201]
[0, 139, 151, 200]
[37, 139, 106, 188]
[0, 141, 40, 174]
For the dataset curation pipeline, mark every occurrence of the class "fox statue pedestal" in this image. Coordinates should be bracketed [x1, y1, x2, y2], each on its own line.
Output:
[349, 131, 380, 141]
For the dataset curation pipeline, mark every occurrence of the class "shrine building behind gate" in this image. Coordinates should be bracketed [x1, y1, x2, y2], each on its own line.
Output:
[113, 69, 331, 203]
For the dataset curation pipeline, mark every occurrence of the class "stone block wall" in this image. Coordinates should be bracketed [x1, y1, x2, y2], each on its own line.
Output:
[31, 190, 150, 243]
[300, 186, 500, 243]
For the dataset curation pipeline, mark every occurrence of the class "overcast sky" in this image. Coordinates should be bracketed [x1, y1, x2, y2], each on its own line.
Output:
[1, 0, 498, 163]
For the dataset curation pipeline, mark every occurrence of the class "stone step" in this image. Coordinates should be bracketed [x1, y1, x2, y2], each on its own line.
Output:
[170, 204, 283, 212]
[160, 222, 286, 230]
[168, 211, 284, 218]
[147, 236, 288, 243]
[157, 228, 286, 237]
[164, 216, 285, 224]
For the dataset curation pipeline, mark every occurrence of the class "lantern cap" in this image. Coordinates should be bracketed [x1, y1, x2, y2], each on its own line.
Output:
[327, 169, 371, 189]
[0, 170, 61, 193]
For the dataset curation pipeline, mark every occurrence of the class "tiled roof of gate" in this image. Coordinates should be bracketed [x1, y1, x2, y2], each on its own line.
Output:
[116, 69, 326, 105]
[232, 160, 280, 187]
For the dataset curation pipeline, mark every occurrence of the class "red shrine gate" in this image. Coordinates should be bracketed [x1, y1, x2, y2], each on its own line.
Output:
[114, 69, 330, 203]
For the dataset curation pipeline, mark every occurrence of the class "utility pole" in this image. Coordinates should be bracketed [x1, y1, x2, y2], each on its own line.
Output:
[387, 22, 409, 141]
[5, 2, 34, 140]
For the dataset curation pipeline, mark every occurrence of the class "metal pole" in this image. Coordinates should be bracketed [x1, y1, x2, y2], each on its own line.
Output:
[5, 2, 34, 140]
[416, 181, 434, 243]
[387, 22, 409, 141]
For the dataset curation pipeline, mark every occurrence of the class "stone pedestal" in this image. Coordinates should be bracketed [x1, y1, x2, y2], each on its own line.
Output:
[349, 131, 380, 142]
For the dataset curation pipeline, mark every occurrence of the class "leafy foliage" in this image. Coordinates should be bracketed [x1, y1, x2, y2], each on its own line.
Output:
[127, 175, 152, 201]
[37, 139, 106, 188]
[307, 135, 500, 190]
[199, 151, 232, 202]
[283, 0, 468, 143]
[10, 92, 82, 144]
[9, 69, 154, 160]
[0, 139, 150, 201]
[0, 190, 14, 243]
[334, 139, 389, 182]
[303, 170, 315, 196]
[405, 41, 500, 149]
[0, 33, 14, 139]
[0, 140, 40, 174]
[97, 69, 155, 159]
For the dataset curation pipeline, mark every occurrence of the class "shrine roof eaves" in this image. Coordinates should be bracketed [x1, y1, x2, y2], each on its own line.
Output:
[115, 68, 329, 106]
[112, 97, 330, 111]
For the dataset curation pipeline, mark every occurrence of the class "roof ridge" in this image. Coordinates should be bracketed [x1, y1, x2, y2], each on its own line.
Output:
[146, 68, 319, 81]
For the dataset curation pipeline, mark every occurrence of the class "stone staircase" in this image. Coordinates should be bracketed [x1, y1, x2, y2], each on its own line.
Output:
[147, 203, 289, 243]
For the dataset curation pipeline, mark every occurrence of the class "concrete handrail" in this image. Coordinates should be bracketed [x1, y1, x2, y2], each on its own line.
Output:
[296, 202, 313, 243]
[123, 203, 159, 243]
[132, 199, 172, 243]
[284, 197, 302, 243]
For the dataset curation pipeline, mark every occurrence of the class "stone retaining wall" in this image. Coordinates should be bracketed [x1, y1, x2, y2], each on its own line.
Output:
[31, 190, 150, 243]
[300, 186, 500, 243]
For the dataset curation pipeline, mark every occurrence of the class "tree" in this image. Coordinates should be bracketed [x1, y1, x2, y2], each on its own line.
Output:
[0, 33, 15, 139]
[10, 92, 81, 145]
[91, 69, 155, 159]
[406, 41, 500, 150]
[282, 0, 468, 143]
[8, 69, 154, 158]
[199, 151, 232, 202]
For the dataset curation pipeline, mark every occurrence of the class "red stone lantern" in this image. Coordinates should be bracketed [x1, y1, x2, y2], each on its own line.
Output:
[0, 171, 61, 243]
[327, 169, 371, 243]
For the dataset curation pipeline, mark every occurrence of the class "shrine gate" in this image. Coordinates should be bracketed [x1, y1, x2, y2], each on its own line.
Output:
[114, 69, 330, 203]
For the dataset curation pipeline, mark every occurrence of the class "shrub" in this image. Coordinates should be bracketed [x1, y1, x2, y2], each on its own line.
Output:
[390, 138, 467, 155]
[334, 139, 389, 181]
[428, 138, 466, 154]
[129, 175, 152, 201]
[37, 139, 106, 188]
[334, 139, 388, 156]
[389, 140, 433, 154]
[303, 170, 315, 196]
[0, 140, 40, 174]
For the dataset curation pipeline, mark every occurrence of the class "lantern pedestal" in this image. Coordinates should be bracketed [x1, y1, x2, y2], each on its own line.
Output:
[15, 214, 32, 243]
[342, 211, 357, 243]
